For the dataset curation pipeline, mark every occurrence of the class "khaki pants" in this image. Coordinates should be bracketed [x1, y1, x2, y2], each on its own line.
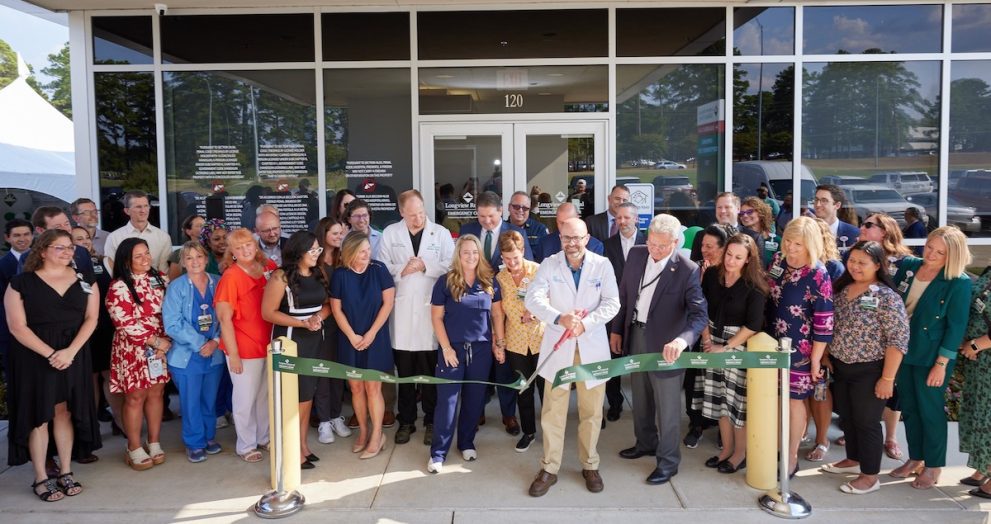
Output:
[540, 350, 605, 474]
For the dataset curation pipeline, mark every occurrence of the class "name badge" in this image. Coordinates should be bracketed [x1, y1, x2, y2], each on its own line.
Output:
[150, 278, 163, 289]
[859, 295, 879, 310]
[897, 281, 909, 293]
[769, 265, 784, 279]
[197, 304, 213, 332]
[976, 298, 986, 314]
[147, 354, 165, 379]
[764, 241, 779, 252]
[516, 288, 527, 300]
[79, 281, 94, 295]
[93, 263, 104, 275]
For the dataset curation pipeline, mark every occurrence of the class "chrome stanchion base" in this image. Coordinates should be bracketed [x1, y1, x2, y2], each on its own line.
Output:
[253, 489, 305, 519]
[758, 489, 812, 519]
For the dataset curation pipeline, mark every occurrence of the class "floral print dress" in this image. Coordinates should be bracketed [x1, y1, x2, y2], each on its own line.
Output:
[958, 270, 991, 473]
[107, 272, 170, 394]
[766, 252, 834, 399]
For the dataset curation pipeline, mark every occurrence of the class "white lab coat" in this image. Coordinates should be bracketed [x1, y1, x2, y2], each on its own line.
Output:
[525, 251, 620, 389]
[380, 220, 455, 351]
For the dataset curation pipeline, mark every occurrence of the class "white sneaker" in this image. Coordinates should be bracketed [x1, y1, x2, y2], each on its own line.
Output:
[318, 422, 335, 444]
[330, 416, 352, 437]
[462, 449, 477, 461]
[427, 458, 443, 474]
[216, 416, 229, 429]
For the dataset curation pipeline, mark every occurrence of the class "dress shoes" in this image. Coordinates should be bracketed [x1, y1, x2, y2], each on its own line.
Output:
[528, 469, 558, 497]
[503, 416, 521, 436]
[582, 469, 604, 493]
[606, 405, 622, 422]
[718, 458, 746, 474]
[619, 446, 655, 459]
[705, 455, 722, 468]
[646, 467, 678, 485]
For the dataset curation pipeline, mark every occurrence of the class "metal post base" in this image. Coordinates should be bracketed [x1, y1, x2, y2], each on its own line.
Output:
[253, 489, 305, 519]
[758, 490, 812, 519]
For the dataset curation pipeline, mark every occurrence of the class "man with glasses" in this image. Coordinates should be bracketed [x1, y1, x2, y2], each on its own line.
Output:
[585, 185, 631, 243]
[612, 214, 707, 485]
[536, 203, 604, 264]
[814, 184, 860, 251]
[346, 199, 383, 259]
[29, 207, 95, 277]
[508, 191, 548, 256]
[70, 198, 109, 256]
[104, 191, 172, 273]
[255, 210, 285, 266]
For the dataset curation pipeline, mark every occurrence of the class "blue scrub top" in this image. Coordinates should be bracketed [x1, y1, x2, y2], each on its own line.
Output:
[173, 282, 217, 375]
[431, 274, 502, 344]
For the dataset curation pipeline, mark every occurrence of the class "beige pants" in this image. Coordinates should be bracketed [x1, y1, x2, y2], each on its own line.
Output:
[539, 350, 605, 474]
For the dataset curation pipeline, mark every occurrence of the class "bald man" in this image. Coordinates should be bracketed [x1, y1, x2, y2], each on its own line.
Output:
[535, 203, 605, 263]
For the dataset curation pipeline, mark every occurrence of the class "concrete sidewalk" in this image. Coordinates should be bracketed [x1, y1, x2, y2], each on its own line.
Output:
[1, 389, 989, 524]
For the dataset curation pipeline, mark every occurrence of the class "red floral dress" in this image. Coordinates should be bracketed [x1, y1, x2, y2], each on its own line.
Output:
[107, 272, 170, 394]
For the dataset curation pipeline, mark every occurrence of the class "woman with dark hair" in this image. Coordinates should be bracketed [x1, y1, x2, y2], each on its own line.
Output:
[695, 234, 767, 474]
[5, 229, 100, 500]
[262, 230, 331, 469]
[107, 237, 171, 471]
[167, 214, 205, 280]
[698, 224, 737, 275]
[330, 189, 356, 224]
[198, 219, 231, 275]
[821, 241, 909, 495]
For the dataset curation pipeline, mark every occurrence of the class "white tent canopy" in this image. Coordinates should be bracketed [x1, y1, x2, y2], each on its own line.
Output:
[0, 53, 75, 203]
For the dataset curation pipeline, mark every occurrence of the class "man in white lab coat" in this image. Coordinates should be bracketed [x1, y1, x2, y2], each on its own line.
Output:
[524, 217, 620, 497]
[380, 189, 455, 446]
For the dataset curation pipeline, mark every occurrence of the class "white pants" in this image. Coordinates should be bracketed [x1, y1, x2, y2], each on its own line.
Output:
[229, 357, 270, 456]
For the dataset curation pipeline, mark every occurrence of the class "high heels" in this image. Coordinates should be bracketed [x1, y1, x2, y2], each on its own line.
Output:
[360, 433, 386, 460]
[352, 438, 367, 454]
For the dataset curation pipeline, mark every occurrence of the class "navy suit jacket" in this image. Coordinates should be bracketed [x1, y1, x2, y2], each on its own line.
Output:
[458, 221, 534, 270]
[585, 211, 611, 243]
[611, 248, 708, 377]
[0, 251, 20, 345]
[835, 220, 860, 251]
[603, 231, 645, 331]
[536, 232, 604, 263]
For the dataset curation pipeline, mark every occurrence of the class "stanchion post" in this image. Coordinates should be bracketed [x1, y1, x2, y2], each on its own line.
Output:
[253, 338, 305, 519]
[758, 336, 812, 519]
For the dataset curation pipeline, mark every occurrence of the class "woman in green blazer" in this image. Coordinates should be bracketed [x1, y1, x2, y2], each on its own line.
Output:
[889, 226, 972, 489]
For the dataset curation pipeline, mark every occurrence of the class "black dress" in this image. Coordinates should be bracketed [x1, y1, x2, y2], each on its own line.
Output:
[90, 256, 114, 372]
[7, 271, 102, 466]
[271, 271, 328, 402]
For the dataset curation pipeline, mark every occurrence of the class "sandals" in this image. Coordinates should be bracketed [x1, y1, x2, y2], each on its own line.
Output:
[125, 446, 154, 471]
[806, 443, 829, 462]
[146, 442, 166, 465]
[239, 450, 264, 463]
[57, 472, 82, 496]
[32, 478, 64, 502]
[912, 468, 941, 490]
[884, 439, 904, 460]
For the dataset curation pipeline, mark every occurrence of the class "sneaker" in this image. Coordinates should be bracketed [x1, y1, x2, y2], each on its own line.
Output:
[318, 422, 335, 444]
[216, 416, 230, 429]
[462, 449, 477, 461]
[187, 448, 207, 463]
[683, 427, 703, 449]
[427, 458, 443, 474]
[205, 441, 222, 455]
[515, 433, 536, 453]
[330, 416, 353, 437]
[423, 423, 433, 446]
[395, 424, 416, 444]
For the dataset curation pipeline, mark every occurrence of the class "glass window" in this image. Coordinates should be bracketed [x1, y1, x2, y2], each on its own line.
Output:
[161, 14, 315, 64]
[417, 10, 607, 59]
[322, 13, 410, 61]
[163, 70, 318, 243]
[433, 135, 503, 232]
[804, 5, 942, 54]
[948, 61, 991, 238]
[95, 72, 159, 232]
[324, 69, 411, 232]
[419, 66, 607, 115]
[617, 8, 725, 57]
[733, 7, 794, 56]
[802, 61, 941, 234]
[526, 134, 596, 226]
[616, 64, 725, 228]
[953, 4, 991, 53]
[93, 16, 153, 65]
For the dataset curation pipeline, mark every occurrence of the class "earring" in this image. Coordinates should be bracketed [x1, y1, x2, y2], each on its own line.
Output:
[232, 255, 237, 261]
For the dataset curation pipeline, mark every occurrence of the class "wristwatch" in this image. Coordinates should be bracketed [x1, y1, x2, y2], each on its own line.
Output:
[972, 340, 982, 353]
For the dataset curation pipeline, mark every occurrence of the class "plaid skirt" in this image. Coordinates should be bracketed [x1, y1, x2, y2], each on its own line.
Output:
[691, 333, 748, 427]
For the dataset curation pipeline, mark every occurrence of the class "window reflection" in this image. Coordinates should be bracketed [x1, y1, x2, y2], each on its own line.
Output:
[92, 16, 153, 65]
[733, 7, 794, 56]
[948, 60, 991, 237]
[952, 4, 991, 53]
[804, 5, 942, 54]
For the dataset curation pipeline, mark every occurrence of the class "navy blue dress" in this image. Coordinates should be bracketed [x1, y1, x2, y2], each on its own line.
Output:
[331, 261, 395, 373]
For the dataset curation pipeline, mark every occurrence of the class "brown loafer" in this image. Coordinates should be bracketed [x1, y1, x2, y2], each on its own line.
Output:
[528, 469, 558, 497]
[383, 411, 396, 428]
[503, 416, 521, 436]
[582, 469, 604, 493]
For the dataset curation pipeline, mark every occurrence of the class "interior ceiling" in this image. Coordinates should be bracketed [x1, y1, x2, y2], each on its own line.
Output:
[23, 0, 753, 11]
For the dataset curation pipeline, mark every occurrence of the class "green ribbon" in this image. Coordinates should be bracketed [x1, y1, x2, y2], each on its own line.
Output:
[271, 351, 789, 391]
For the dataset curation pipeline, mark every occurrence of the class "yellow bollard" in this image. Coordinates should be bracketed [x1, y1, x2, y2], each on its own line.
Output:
[745, 332, 779, 490]
[267, 336, 301, 492]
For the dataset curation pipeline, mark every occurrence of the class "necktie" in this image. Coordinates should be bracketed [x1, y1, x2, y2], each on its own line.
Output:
[484, 230, 493, 261]
[609, 218, 619, 237]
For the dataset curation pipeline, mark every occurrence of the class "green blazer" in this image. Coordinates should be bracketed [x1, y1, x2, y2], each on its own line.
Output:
[892, 257, 972, 368]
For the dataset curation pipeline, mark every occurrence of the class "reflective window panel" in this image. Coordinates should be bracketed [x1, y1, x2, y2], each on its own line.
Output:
[804, 5, 942, 54]
[433, 136, 503, 232]
[616, 64, 725, 228]
[322, 13, 410, 61]
[526, 134, 596, 226]
[617, 8, 725, 57]
[948, 61, 991, 237]
[953, 4, 991, 53]
[802, 61, 941, 234]
[417, 10, 607, 60]
[92, 16, 153, 65]
[419, 66, 607, 115]
[733, 7, 794, 56]
[324, 69, 412, 231]
[161, 14, 315, 64]
[163, 70, 318, 242]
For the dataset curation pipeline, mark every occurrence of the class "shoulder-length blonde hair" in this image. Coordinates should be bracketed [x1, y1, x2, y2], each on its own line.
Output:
[782, 216, 824, 268]
[447, 234, 494, 301]
[812, 218, 841, 262]
[340, 232, 369, 269]
[864, 212, 912, 258]
[928, 226, 972, 279]
[223, 228, 269, 267]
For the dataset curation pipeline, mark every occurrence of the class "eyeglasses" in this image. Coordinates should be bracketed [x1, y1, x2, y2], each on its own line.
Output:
[350, 213, 370, 221]
[48, 244, 73, 253]
[861, 222, 881, 230]
[75, 209, 98, 216]
[307, 247, 324, 256]
[561, 234, 587, 244]
[813, 198, 835, 205]
[738, 209, 756, 217]
[258, 227, 281, 235]
[509, 204, 531, 213]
